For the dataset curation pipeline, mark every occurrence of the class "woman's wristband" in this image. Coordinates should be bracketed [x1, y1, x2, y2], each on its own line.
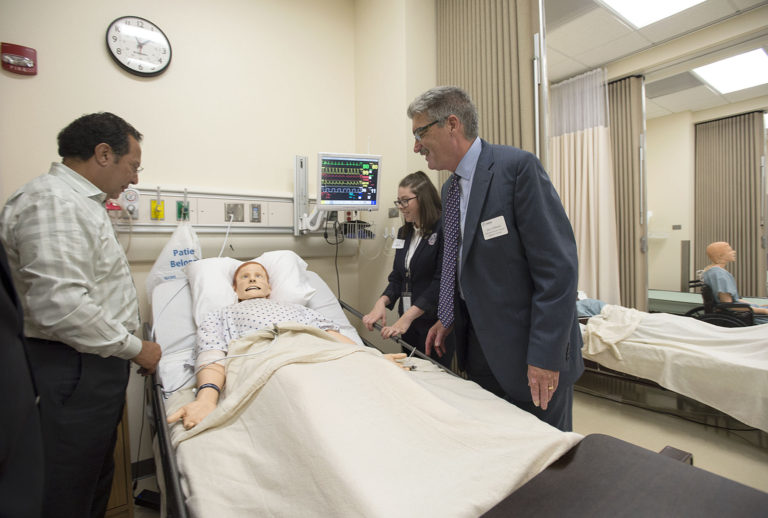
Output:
[197, 383, 221, 394]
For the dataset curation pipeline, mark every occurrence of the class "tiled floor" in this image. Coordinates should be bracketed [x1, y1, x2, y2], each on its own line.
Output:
[133, 391, 768, 516]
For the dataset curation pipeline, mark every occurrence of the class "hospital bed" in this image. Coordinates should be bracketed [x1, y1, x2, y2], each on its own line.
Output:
[145, 253, 768, 517]
[580, 304, 768, 436]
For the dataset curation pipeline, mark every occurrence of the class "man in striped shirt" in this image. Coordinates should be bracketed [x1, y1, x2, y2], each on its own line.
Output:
[0, 112, 162, 518]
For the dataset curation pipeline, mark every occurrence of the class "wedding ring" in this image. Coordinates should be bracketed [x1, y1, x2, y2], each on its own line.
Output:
[547, 386, 554, 390]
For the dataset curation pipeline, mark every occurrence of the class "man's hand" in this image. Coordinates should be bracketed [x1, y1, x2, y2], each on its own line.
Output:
[132, 340, 162, 375]
[527, 365, 559, 410]
[425, 321, 452, 358]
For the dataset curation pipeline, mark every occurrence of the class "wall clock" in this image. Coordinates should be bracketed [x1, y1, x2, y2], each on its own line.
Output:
[106, 16, 171, 77]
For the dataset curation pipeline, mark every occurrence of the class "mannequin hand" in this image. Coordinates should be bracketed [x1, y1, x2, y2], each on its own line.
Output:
[167, 399, 217, 430]
[383, 352, 411, 370]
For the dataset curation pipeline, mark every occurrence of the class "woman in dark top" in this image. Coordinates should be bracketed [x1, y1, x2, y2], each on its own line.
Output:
[363, 171, 453, 367]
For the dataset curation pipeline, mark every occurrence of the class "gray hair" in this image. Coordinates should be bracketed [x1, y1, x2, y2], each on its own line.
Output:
[407, 86, 479, 140]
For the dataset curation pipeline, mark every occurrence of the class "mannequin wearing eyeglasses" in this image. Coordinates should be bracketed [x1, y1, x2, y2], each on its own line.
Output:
[362, 171, 455, 367]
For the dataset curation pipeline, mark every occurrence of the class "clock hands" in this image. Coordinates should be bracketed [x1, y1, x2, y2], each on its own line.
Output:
[134, 36, 151, 55]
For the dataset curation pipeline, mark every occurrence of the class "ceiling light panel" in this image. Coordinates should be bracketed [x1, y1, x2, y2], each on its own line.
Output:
[693, 49, 768, 94]
[597, 0, 706, 29]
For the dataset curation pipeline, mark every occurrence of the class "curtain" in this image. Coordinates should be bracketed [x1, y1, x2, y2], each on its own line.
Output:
[608, 76, 647, 311]
[436, 0, 539, 185]
[549, 69, 621, 304]
[694, 111, 766, 297]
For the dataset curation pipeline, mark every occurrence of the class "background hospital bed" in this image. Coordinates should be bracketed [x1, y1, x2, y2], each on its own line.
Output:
[146, 268, 768, 517]
[579, 305, 768, 449]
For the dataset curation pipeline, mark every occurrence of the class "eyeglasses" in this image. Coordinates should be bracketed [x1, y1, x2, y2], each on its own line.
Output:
[413, 119, 442, 142]
[393, 196, 417, 208]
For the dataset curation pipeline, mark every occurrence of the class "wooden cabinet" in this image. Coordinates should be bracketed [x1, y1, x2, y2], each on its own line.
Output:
[106, 406, 134, 518]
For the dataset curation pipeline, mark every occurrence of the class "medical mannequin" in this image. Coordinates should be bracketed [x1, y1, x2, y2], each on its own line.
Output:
[701, 241, 768, 322]
[169, 262, 406, 429]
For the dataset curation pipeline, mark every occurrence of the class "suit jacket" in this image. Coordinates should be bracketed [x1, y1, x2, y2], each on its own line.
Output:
[446, 140, 584, 401]
[0, 241, 43, 517]
[382, 220, 443, 321]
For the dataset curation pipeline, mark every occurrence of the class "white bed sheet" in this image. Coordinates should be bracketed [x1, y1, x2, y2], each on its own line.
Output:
[583, 304, 768, 432]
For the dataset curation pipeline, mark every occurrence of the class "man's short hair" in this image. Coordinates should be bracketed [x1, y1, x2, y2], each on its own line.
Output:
[407, 86, 479, 141]
[57, 112, 143, 161]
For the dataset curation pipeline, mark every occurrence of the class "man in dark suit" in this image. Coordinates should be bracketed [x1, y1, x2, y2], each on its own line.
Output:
[413, 86, 583, 431]
[0, 240, 44, 517]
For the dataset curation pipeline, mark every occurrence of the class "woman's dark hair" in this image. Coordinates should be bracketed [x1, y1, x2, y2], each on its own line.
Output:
[57, 112, 143, 161]
[399, 171, 441, 239]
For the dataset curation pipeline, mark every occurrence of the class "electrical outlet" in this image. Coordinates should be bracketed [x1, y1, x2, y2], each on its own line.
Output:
[388, 207, 399, 218]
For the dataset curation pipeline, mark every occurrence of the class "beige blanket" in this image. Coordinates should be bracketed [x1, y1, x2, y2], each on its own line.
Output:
[166, 323, 582, 518]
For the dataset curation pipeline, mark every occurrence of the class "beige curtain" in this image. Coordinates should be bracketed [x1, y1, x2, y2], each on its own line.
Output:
[608, 76, 647, 311]
[549, 69, 621, 304]
[694, 111, 766, 297]
[436, 0, 539, 181]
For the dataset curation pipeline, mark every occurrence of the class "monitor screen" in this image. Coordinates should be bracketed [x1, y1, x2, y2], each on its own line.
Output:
[316, 152, 381, 211]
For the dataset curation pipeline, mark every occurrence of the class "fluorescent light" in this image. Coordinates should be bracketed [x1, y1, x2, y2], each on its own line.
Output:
[598, 0, 705, 29]
[693, 49, 768, 94]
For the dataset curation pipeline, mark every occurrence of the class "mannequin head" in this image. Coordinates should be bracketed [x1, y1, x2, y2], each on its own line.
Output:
[232, 262, 271, 301]
[706, 241, 736, 266]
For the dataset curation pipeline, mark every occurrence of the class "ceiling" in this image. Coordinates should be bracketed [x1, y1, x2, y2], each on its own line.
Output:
[544, 0, 768, 119]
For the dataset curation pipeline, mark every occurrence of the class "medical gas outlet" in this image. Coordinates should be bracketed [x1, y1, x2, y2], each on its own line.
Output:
[120, 188, 140, 220]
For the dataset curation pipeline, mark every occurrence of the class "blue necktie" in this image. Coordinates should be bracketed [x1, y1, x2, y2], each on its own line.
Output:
[438, 174, 461, 328]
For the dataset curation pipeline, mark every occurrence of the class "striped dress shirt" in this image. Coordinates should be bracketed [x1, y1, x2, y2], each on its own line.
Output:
[0, 163, 142, 359]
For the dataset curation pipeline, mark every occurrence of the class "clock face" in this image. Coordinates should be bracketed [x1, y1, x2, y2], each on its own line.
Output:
[106, 16, 171, 77]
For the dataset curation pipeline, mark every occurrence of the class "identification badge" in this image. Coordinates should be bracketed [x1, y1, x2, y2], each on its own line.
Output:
[428, 232, 437, 246]
[481, 215, 508, 240]
[393, 238, 405, 249]
[402, 292, 412, 312]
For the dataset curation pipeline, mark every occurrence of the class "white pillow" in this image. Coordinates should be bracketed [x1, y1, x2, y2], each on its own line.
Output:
[185, 251, 316, 326]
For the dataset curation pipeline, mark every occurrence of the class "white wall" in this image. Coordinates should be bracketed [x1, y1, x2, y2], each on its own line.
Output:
[0, 0, 437, 464]
[646, 112, 695, 291]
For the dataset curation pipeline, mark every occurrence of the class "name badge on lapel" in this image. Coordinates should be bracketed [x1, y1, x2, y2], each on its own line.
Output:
[392, 239, 405, 249]
[481, 215, 508, 240]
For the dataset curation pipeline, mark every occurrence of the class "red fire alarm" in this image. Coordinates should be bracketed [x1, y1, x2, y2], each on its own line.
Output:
[1, 42, 37, 75]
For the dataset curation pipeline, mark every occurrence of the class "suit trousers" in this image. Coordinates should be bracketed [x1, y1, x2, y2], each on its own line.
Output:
[458, 299, 574, 432]
[25, 337, 130, 518]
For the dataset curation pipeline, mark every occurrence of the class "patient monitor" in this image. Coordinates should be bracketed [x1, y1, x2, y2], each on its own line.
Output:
[316, 152, 381, 211]
[295, 152, 382, 234]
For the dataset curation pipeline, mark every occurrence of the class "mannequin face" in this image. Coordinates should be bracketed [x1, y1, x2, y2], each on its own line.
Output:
[233, 262, 271, 301]
[707, 242, 737, 264]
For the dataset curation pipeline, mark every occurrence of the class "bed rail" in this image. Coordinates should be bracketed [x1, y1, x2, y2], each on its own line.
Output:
[149, 376, 189, 518]
[338, 299, 460, 378]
